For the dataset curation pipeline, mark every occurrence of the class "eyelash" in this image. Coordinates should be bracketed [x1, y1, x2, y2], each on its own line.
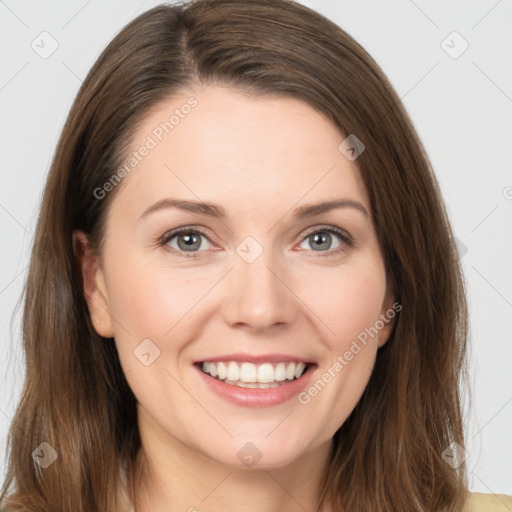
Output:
[157, 224, 353, 259]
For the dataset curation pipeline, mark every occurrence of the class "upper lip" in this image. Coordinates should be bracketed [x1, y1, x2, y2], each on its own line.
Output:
[195, 353, 315, 364]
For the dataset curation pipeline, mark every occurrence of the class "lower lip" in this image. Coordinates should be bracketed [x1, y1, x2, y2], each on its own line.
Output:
[193, 363, 316, 407]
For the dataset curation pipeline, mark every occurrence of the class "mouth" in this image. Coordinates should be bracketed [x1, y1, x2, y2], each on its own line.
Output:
[193, 360, 316, 389]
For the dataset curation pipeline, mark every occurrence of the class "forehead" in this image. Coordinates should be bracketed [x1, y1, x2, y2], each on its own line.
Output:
[113, 85, 370, 220]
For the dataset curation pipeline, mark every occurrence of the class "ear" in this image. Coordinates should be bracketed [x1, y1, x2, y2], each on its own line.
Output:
[72, 230, 115, 338]
[376, 288, 399, 348]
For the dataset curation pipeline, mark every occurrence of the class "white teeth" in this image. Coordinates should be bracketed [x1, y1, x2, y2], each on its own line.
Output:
[257, 363, 274, 383]
[217, 362, 227, 380]
[224, 379, 281, 389]
[200, 360, 309, 385]
[274, 362, 287, 381]
[227, 362, 239, 381]
[294, 362, 306, 379]
[240, 362, 257, 382]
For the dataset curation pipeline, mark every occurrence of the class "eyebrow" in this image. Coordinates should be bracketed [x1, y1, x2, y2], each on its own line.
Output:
[138, 198, 369, 221]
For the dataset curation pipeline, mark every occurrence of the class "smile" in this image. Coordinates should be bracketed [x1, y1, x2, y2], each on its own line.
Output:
[193, 360, 317, 407]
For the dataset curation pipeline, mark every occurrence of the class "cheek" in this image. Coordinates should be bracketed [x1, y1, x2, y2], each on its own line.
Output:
[296, 262, 386, 438]
[104, 251, 199, 337]
[103, 255, 198, 392]
[297, 253, 387, 349]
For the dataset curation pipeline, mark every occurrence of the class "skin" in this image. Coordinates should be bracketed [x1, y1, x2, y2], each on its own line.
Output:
[75, 85, 396, 512]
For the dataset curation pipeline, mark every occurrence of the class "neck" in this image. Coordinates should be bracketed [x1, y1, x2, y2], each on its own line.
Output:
[125, 410, 334, 512]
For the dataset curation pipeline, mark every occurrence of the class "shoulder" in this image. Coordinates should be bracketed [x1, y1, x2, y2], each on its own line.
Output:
[465, 492, 512, 511]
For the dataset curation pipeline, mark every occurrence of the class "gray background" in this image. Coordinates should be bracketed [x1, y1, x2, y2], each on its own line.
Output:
[1, 0, 511, 496]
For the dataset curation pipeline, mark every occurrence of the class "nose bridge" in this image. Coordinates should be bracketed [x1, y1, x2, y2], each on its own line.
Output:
[221, 236, 297, 330]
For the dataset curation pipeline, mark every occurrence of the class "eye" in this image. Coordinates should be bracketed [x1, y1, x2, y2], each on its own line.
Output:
[159, 227, 213, 255]
[158, 224, 353, 258]
[297, 225, 352, 256]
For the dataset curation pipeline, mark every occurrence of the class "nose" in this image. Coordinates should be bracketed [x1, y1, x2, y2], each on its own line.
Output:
[220, 245, 298, 332]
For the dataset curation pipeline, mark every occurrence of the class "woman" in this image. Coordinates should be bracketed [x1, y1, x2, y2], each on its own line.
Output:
[1, 0, 510, 511]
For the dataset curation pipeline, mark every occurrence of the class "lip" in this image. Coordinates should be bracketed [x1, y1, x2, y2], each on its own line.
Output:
[193, 361, 317, 407]
[195, 353, 315, 364]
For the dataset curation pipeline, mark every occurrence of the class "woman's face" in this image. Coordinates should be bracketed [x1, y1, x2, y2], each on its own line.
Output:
[79, 85, 396, 469]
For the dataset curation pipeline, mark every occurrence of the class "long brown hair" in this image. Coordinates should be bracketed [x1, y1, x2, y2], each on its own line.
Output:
[1, 1, 470, 510]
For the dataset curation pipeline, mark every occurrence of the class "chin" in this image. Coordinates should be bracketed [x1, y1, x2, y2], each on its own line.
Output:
[203, 435, 313, 471]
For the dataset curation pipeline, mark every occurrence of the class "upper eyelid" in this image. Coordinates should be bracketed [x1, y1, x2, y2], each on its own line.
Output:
[301, 224, 352, 240]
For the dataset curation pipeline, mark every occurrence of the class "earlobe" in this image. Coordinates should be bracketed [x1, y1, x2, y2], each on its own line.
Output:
[72, 230, 115, 338]
[377, 292, 398, 348]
